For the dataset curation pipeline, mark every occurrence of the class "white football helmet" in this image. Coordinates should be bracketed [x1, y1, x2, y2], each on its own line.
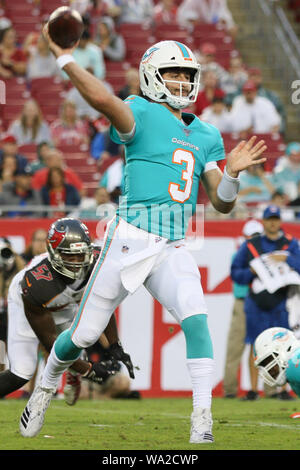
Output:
[139, 40, 201, 109]
[253, 327, 300, 386]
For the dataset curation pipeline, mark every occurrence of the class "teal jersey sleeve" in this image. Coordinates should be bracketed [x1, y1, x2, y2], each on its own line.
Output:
[110, 95, 146, 145]
[204, 123, 226, 164]
[286, 348, 300, 397]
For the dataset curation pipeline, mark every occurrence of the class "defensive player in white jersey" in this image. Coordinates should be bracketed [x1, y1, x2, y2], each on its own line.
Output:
[20, 25, 267, 443]
[1, 218, 134, 406]
[254, 327, 300, 398]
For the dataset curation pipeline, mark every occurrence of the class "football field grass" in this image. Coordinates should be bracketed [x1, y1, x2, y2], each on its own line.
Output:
[0, 396, 300, 451]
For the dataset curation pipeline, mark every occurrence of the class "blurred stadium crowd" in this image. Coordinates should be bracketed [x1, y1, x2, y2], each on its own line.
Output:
[0, 0, 299, 221]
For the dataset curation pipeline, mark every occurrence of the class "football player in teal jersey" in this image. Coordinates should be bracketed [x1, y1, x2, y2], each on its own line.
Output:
[20, 24, 267, 443]
[254, 327, 300, 398]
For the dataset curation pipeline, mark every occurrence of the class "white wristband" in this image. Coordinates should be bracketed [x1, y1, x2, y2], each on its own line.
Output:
[56, 54, 75, 69]
[217, 166, 240, 202]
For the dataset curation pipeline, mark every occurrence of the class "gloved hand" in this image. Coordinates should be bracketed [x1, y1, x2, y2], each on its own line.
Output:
[83, 361, 115, 384]
[108, 341, 135, 379]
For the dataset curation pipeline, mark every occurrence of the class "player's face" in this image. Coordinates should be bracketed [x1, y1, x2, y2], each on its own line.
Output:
[263, 217, 281, 236]
[61, 253, 85, 273]
[161, 69, 191, 97]
[258, 355, 280, 380]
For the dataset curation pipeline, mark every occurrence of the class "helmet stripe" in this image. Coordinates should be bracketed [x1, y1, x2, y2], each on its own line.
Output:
[174, 41, 193, 61]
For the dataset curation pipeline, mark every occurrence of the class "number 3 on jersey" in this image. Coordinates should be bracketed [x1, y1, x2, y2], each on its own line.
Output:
[168, 148, 195, 203]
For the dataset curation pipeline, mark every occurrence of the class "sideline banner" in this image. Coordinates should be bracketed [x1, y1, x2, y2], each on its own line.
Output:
[1, 219, 300, 397]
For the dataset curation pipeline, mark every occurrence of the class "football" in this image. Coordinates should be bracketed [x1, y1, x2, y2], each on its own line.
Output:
[48, 6, 84, 49]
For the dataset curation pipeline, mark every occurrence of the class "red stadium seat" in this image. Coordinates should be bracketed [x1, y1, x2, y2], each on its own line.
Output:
[2, 104, 24, 126]
[57, 145, 90, 154]
[75, 168, 101, 183]
[18, 144, 38, 161]
[118, 23, 153, 38]
[40, 0, 68, 17]
[30, 77, 65, 95]
[63, 155, 93, 168]
[154, 27, 192, 45]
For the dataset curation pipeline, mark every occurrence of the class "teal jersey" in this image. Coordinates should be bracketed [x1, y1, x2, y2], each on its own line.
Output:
[110, 95, 225, 240]
[285, 347, 300, 396]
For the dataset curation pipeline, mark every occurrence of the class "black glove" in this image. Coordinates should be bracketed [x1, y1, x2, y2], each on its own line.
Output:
[83, 361, 116, 384]
[108, 341, 135, 379]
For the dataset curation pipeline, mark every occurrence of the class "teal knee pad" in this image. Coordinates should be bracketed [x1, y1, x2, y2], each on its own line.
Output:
[181, 314, 213, 359]
[54, 329, 82, 362]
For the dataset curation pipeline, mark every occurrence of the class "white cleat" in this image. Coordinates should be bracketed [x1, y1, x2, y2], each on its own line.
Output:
[19, 383, 54, 437]
[64, 370, 81, 406]
[189, 408, 214, 444]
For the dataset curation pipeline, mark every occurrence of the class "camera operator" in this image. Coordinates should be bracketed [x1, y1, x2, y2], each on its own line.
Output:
[0, 239, 25, 371]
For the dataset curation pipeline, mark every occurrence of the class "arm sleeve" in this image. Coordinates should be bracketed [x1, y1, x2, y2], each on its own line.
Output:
[230, 241, 256, 285]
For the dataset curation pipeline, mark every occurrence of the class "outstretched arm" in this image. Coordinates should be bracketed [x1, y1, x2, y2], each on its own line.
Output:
[202, 136, 267, 213]
[22, 297, 103, 377]
[42, 24, 135, 135]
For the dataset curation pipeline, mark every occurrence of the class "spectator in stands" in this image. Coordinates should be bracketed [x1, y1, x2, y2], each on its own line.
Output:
[69, 0, 93, 15]
[29, 141, 53, 174]
[220, 56, 248, 104]
[22, 228, 47, 264]
[66, 67, 114, 123]
[99, 151, 125, 203]
[118, 67, 140, 101]
[26, 34, 60, 80]
[272, 142, 300, 201]
[238, 163, 276, 204]
[91, 128, 120, 161]
[200, 90, 233, 132]
[32, 147, 84, 196]
[230, 80, 281, 137]
[0, 27, 27, 78]
[40, 167, 81, 216]
[8, 99, 52, 146]
[115, 0, 154, 26]
[89, 0, 120, 19]
[196, 43, 229, 85]
[247, 67, 286, 134]
[0, 154, 18, 190]
[96, 16, 126, 62]
[71, 186, 116, 220]
[289, 181, 300, 219]
[0, 135, 28, 175]
[50, 100, 89, 148]
[0, 17, 12, 36]
[66, 68, 102, 121]
[154, 0, 178, 24]
[193, 69, 224, 116]
[0, 165, 42, 217]
[254, 190, 295, 222]
[62, 29, 105, 81]
[177, 0, 238, 38]
[23, 32, 40, 56]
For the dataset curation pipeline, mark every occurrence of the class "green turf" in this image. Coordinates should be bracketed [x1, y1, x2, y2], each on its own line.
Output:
[1, 397, 300, 450]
